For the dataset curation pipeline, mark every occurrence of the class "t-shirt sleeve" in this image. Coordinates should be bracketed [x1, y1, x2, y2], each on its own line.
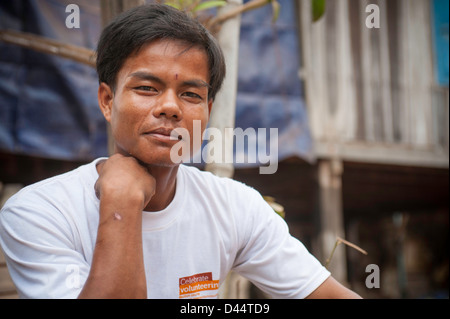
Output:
[231, 186, 330, 299]
[0, 191, 89, 299]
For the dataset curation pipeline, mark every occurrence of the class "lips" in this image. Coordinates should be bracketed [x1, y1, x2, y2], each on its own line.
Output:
[145, 127, 182, 141]
[149, 127, 173, 136]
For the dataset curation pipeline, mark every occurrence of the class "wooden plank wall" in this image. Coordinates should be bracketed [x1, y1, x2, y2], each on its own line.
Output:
[298, 0, 449, 166]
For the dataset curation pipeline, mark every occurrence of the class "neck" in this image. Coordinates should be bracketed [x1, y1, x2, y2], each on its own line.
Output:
[144, 164, 179, 212]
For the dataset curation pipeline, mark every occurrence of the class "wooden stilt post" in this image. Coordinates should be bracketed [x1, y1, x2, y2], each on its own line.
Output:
[317, 158, 348, 284]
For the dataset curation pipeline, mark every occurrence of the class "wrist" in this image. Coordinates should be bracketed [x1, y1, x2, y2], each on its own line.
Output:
[99, 184, 147, 212]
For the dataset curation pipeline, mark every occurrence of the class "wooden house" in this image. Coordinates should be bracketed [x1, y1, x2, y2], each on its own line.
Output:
[233, 0, 448, 298]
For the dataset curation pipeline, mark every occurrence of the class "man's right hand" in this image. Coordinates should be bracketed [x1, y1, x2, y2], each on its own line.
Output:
[94, 153, 156, 211]
[78, 153, 151, 299]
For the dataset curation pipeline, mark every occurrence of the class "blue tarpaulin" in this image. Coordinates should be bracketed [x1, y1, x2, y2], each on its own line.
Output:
[0, 0, 105, 161]
[431, 0, 449, 87]
[234, 0, 313, 165]
[0, 0, 313, 166]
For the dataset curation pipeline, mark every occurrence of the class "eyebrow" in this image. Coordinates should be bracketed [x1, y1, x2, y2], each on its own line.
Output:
[129, 71, 211, 90]
[129, 71, 163, 85]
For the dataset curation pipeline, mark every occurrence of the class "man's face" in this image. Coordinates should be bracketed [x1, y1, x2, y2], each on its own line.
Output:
[98, 39, 212, 166]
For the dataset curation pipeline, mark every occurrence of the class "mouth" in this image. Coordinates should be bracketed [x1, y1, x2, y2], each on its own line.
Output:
[144, 127, 183, 141]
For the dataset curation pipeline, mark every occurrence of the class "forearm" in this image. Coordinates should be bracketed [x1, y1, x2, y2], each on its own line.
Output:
[306, 276, 362, 299]
[78, 192, 147, 299]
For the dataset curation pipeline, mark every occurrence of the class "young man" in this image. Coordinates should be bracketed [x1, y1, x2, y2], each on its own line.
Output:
[0, 4, 360, 299]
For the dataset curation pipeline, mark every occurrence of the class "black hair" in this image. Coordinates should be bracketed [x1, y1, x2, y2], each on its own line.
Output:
[96, 3, 226, 101]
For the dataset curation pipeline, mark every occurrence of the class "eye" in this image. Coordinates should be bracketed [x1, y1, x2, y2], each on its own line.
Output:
[182, 92, 202, 100]
[135, 86, 157, 92]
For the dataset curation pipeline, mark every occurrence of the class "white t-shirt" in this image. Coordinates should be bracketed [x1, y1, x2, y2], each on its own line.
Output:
[0, 158, 330, 299]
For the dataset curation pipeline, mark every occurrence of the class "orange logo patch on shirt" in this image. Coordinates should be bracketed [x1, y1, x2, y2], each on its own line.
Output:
[179, 272, 219, 299]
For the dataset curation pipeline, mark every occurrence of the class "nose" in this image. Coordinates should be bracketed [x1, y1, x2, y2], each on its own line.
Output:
[153, 90, 182, 120]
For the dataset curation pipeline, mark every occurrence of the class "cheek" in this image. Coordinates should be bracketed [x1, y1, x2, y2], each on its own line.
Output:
[110, 107, 128, 135]
[112, 92, 145, 124]
[110, 100, 142, 140]
[184, 111, 209, 151]
[189, 108, 209, 131]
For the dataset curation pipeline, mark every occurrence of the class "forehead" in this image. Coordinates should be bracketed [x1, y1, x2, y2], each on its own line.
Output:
[117, 39, 210, 82]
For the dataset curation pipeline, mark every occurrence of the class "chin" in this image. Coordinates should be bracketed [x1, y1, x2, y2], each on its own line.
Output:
[136, 154, 180, 167]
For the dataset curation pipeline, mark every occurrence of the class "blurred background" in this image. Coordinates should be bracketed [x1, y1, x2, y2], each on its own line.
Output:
[0, 0, 448, 299]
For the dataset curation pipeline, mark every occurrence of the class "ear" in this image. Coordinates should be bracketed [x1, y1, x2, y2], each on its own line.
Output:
[98, 82, 114, 123]
[207, 99, 213, 116]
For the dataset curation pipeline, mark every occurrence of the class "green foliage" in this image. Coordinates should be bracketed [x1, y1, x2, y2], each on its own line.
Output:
[165, 0, 226, 15]
[312, 0, 326, 22]
[194, 1, 227, 12]
[263, 196, 285, 219]
[270, 0, 280, 23]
